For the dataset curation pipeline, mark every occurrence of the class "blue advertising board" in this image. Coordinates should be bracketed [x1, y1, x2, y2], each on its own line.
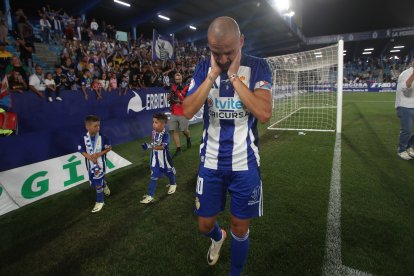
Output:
[0, 88, 173, 171]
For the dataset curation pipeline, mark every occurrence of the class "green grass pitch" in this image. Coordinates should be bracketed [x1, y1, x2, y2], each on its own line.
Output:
[1, 92, 414, 275]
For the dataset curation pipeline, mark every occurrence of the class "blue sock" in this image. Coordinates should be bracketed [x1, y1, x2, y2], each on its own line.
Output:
[96, 185, 104, 203]
[167, 173, 176, 185]
[230, 230, 250, 276]
[203, 222, 222, 242]
[148, 178, 157, 196]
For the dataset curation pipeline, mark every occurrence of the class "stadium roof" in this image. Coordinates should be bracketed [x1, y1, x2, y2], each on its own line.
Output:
[10, 0, 414, 58]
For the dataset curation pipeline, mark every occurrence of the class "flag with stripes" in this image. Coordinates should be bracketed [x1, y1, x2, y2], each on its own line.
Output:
[152, 29, 174, 61]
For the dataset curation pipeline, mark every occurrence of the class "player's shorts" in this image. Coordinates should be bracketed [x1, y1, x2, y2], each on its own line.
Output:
[170, 114, 189, 131]
[88, 173, 105, 188]
[194, 166, 263, 219]
[151, 166, 176, 180]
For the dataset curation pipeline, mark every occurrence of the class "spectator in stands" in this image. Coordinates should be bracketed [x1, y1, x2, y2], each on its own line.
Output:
[152, 64, 164, 87]
[15, 9, 29, 41]
[44, 72, 62, 102]
[54, 65, 67, 96]
[0, 41, 12, 78]
[91, 76, 103, 99]
[396, 61, 414, 160]
[129, 74, 140, 89]
[119, 73, 129, 96]
[80, 69, 92, 100]
[109, 72, 117, 92]
[142, 63, 153, 87]
[65, 66, 77, 90]
[15, 37, 34, 74]
[40, 14, 52, 44]
[29, 65, 46, 98]
[8, 70, 27, 93]
[0, 18, 8, 45]
[99, 73, 109, 92]
[168, 72, 191, 157]
[64, 23, 75, 41]
[90, 19, 99, 37]
[52, 15, 63, 44]
[5, 57, 29, 82]
[61, 57, 75, 74]
[0, 10, 8, 30]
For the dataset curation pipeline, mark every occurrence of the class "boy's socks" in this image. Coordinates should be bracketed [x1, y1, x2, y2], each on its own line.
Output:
[96, 186, 104, 203]
[148, 178, 157, 196]
[204, 222, 223, 242]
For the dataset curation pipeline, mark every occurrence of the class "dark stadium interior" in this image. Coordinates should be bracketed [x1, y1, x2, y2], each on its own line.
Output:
[9, 0, 414, 58]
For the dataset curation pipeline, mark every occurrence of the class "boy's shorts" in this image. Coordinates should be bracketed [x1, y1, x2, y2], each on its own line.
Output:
[89, 173, 105, 187]
[151, 166, 176, 179]
[194, 166, 263, 219]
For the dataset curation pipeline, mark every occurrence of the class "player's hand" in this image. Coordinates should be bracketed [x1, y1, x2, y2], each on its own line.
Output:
[141, 143, 152, 150]
[91, 153, 100, 159]
[227, 49, 241, 77]
[210, 54, 221, 79]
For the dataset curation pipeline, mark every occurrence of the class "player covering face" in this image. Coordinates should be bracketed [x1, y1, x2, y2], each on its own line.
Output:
[183, 16, 272, 276]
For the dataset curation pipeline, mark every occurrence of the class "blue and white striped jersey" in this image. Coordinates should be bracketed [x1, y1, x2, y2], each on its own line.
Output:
[150, 129, 174, 171]
[78, 132, 111, 175]
[187, 54, 272, 171]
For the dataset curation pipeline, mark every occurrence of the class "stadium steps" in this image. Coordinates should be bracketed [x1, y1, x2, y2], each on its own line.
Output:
[5, 35, 55, 73]
[33, 42, 59, 73]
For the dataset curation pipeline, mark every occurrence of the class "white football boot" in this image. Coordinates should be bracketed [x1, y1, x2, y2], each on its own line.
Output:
[91, 202, 104, 213]
[140, 195, 154, 204]
[207, 229, 227, 266]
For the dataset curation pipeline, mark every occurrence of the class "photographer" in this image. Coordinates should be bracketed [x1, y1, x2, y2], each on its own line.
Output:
[168, 72, 191, 157]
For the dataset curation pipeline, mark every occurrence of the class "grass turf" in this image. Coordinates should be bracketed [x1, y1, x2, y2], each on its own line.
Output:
[1, 92, 413, 275]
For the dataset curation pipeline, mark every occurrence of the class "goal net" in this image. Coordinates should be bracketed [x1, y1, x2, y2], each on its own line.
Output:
[266, 40, 343, 133]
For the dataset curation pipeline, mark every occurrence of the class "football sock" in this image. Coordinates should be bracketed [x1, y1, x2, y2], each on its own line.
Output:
[148, 178, 157, 196]
[204, 222, 222, 242]
[167, 173, 176, 186]
[230, 229, 250, 276]
[96, 185, 104, 203]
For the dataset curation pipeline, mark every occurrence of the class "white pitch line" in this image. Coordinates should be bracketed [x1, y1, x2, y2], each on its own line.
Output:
[322, 133, 372, 276]
[323, 132, 343, 275]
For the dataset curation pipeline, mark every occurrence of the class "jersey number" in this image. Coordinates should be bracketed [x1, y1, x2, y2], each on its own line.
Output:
[196, 176, 204, 195]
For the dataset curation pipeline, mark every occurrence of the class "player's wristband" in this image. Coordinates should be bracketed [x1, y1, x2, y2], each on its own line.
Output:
[229, 74, 238, 84]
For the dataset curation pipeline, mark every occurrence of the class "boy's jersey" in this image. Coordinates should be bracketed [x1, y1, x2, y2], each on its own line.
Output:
[150, 129, 174, 171]
[187, 54, 272, 171]
[78, 132, 111, 175]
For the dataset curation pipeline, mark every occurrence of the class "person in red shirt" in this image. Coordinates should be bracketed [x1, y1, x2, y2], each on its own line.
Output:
[168, 72, 191, 157]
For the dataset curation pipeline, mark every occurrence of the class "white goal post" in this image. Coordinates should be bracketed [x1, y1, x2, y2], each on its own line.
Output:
[266, 40, 343, 133]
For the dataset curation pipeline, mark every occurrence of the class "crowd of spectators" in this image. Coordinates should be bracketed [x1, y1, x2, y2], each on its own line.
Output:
[1, 5, 413, 105]
[344, 55, 413, 84]
[0, 5, 210, 104]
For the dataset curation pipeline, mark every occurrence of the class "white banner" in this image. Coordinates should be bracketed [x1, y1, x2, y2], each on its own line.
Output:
[0, 151, 131, 216]
[0, 185, 19, 215]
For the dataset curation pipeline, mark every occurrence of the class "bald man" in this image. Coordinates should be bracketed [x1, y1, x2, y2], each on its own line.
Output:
[183, 16, 272, 275]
